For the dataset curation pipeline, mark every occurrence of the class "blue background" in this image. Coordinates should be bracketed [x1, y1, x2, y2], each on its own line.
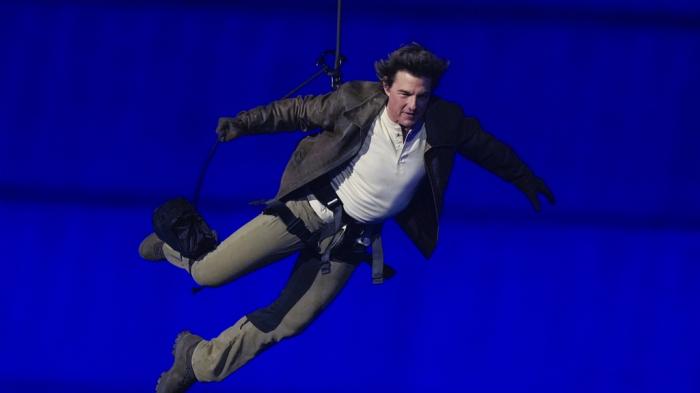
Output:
[2, 1, 699, 392]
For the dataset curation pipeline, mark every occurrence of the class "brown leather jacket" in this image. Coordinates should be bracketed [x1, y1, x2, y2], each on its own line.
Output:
[232, 81, 534, 258]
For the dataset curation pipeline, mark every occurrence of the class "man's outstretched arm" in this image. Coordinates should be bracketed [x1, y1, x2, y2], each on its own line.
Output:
[457, 117, 555, 212]
[215, 85, 349, 142]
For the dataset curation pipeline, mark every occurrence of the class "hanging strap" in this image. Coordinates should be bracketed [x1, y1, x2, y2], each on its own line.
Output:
[318, 212, 345, 275]
[370, 230, 384, 285]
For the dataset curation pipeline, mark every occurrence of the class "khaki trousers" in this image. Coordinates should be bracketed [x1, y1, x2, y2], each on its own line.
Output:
[164, 197, 356, 382]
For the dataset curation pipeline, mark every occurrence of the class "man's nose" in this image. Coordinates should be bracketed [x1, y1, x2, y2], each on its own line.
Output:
[406, 96, 416, 110]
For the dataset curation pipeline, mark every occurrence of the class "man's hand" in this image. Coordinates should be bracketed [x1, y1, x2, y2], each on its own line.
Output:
[515, 176, 556, 212]
[216, 117, 244, 142]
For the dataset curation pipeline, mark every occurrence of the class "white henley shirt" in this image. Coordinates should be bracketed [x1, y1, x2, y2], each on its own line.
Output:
[309, 106, 427, 224]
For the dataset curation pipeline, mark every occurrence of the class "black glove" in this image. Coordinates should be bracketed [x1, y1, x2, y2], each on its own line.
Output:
[216, 117, 244, 142]
[514, 175, 555, 212]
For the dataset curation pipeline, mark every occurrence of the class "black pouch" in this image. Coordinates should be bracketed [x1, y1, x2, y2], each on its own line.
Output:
[152, 197, 218, 260]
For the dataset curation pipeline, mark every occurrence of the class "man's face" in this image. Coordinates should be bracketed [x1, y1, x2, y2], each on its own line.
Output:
[383, 70, 432, 130]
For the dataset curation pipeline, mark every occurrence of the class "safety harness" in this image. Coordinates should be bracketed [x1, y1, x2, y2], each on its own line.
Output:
[263, 181, 393, 284]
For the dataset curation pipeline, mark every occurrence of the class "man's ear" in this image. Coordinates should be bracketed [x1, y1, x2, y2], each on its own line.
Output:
[382, 78, 391, 96]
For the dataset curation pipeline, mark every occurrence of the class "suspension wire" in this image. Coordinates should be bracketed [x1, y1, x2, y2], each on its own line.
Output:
[333, 0, 342, 89]
[192, 0, 344, 207]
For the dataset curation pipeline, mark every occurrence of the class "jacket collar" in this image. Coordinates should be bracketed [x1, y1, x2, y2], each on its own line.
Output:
[343, 89, 388, 132]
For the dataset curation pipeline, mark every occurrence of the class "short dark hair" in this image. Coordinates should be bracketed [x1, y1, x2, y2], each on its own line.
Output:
[374, 42, 449, 88]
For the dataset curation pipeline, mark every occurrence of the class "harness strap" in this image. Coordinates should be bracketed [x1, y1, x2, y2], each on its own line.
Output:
[319, 217, 345, 275]
[311, 180, 393, 284]
[263, 188, 392, 284]
[370, 229, 384, 285]
[263, 200, 315, 245]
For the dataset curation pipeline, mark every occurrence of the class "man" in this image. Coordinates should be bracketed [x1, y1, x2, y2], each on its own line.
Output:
[139, 43, 554, 392]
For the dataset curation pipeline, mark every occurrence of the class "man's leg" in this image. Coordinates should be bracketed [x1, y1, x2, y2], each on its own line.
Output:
[155, 197, 340, 392]
[161, 198, 329, 287]
[190, 253, 357, 382]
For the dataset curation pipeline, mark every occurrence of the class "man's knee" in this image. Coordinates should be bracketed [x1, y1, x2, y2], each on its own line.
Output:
[190, 261, 230, 287]
[246, 302, 315, 337]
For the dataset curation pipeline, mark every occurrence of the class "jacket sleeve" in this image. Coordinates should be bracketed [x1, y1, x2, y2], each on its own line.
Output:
[231, 85, 349, 136]
[457, 116, 534, 183]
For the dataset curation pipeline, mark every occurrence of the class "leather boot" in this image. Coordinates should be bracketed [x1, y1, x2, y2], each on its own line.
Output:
[156, 331, 203, 393]
[138, 232, 165, 261]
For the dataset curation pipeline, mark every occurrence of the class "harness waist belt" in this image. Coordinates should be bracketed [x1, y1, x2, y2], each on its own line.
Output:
[309, 181, 391, 284]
